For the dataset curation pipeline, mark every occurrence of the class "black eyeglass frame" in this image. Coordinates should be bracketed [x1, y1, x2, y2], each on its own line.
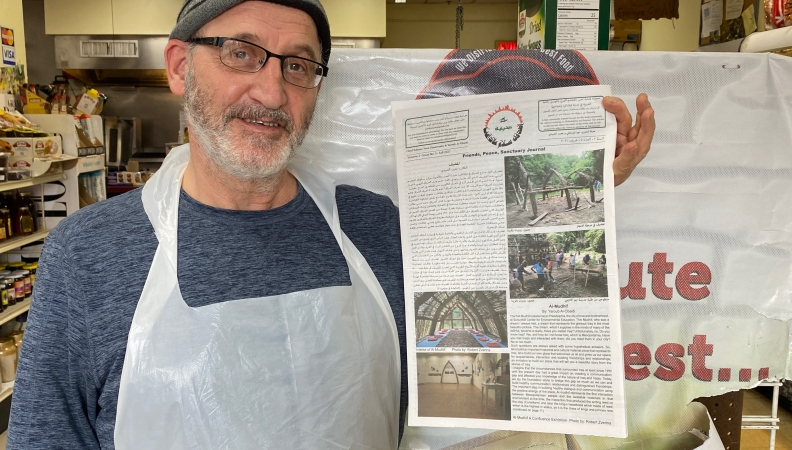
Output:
[187, 36, 329, 88]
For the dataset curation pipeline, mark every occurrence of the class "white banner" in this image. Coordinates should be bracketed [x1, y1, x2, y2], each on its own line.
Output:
[299, 49, 792, 449]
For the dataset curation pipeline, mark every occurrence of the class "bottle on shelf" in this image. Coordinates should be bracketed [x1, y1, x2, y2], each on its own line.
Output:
[17, 192, 38, 232]
[15, 207, 33, 237]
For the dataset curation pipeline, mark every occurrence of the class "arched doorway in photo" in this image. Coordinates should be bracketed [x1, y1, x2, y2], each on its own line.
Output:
[441, 361, 459, 384]
[415, 291, 508, 349]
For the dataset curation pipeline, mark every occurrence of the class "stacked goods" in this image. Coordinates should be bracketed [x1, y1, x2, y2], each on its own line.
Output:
[0, 112, 61, 178]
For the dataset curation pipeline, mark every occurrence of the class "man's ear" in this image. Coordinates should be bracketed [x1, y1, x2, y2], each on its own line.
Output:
[165, 40, 190, 96]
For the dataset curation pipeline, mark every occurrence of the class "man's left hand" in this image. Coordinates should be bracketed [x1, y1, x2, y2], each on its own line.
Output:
[603, 94, 656, 186]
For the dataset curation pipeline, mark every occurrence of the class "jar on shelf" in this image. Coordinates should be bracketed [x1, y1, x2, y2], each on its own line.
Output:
[6, 262, 24, 272]
[10, 274, 23, 303]
[15, 207, 34, 236]
[18, 270, 30, 298]
[0, 209, 8, 242]
[0, 282, 6, 313]
[3, 278, 15, 306]
[1, 193, 14, 239]
[23, 264, 36, 290]
[9, 331, 23, 362]
[16, 192, 38, 232]
[0, 338, 17, 383]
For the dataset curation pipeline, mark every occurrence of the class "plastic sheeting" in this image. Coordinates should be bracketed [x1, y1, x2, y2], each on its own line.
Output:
[298, 49, 792, 449]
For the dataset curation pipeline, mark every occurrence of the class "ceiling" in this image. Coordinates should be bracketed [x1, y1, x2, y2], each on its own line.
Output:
[386, 0, 517, 3]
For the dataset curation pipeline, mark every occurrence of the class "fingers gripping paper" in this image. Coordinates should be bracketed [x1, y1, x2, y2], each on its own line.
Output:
[297, 49, 792, 449]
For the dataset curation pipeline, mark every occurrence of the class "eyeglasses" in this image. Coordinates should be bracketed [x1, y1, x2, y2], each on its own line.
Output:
[188, 37, 329, 89]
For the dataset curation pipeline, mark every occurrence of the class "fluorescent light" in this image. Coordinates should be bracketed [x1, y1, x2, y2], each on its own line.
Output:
[395, 0, 406, 3]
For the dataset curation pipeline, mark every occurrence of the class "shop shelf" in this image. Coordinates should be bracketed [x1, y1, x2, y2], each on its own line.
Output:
[0, 381, 13, 403]
[0, 302, 30, 328]
[0, 174, 65, 194]
[0, 230, 50, 255]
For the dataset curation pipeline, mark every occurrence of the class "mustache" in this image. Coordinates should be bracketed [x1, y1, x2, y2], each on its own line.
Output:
[223, 104, 294, 131]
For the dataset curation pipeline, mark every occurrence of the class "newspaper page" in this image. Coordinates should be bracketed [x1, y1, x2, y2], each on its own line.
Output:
[393, 85, 626, 437]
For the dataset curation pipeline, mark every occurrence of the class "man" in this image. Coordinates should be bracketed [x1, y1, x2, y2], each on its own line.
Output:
[8, 0, 655, 448]
[545, 256, 556, 283]
[516, 260, 528, 290]
[531, 260, 548, 292]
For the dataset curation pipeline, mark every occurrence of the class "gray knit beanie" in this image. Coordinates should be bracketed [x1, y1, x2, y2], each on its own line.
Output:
[170, 0, 331, 65]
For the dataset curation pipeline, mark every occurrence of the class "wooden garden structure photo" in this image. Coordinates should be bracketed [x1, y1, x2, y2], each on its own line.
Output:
[505, 152, 605, 228]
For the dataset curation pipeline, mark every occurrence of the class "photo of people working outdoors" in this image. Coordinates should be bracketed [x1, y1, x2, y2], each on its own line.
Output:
[417, 352, 511, 421]
[414, 291, 508, 348]
[509, 230, 608, 298]
[505, 150, 605, 229]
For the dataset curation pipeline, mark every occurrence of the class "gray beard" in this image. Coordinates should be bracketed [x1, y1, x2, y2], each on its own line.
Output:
[182, 64, 313, 189]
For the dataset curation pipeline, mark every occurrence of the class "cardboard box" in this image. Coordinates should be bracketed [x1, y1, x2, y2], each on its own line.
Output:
[0, 136, 62, 168]
[611, 19, 642, 42]
[20, 89, 50, 115]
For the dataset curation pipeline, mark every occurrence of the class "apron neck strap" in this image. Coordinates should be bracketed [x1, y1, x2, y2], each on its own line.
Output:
[142, 146, 344, 267]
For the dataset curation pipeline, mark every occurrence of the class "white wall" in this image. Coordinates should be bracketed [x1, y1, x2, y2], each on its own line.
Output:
[323, 0, 386, 38]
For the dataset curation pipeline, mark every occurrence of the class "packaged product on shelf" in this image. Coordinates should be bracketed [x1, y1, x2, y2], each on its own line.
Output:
[0, 338, 16, 383]
[14, 206, 33, 236]
[17, 192, 39, 232]
[78, 171, 107, 206]
[20, 87, 49, 115]
[0, 209, 8, 241]
[74, 88, 106, 116]
[0, 281, 6, 312]
[23, 263, 35, 289]
[7, 138, 32, 168]
[10, 274, 23, 302]
[3, 278, 15, 306]
[17, 269, 30, 298]
[19, 81, 71, 115]
[765, 0, 792, 28]
[7, 168, 30, 181]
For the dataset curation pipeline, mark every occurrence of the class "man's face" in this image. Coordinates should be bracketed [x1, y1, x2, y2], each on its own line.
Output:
[181, 2, 322, 181]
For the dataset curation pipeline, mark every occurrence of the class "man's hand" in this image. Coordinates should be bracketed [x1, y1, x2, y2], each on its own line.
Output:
[603, 94, 655, 186]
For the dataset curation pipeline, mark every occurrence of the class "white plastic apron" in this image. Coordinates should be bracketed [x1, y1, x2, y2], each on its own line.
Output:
[114, 145, 400, 449]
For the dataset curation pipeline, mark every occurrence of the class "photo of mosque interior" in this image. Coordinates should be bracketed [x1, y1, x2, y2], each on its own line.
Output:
[417, 352, 511, 421]
[415, 291, 508, 348]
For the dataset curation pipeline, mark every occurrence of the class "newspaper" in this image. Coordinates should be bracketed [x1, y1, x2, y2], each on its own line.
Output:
[393, 85, 626, 437]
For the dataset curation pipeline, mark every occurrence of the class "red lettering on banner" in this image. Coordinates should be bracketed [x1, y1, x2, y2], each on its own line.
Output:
[623, 343, 651, 381]
[654, 343, 685, 381]
[621, 253, 712, 301]
[688, 335, 713, 381]
[648, 253, 674, 300]
[625, 337, 770, 383]
[620, 262, 646, 299]
[676, 262, 712, 300]
[718, 368, 731, 381]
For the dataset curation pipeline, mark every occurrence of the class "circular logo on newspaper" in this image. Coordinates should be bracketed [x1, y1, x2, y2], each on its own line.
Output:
[484, 106, 524, 147]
